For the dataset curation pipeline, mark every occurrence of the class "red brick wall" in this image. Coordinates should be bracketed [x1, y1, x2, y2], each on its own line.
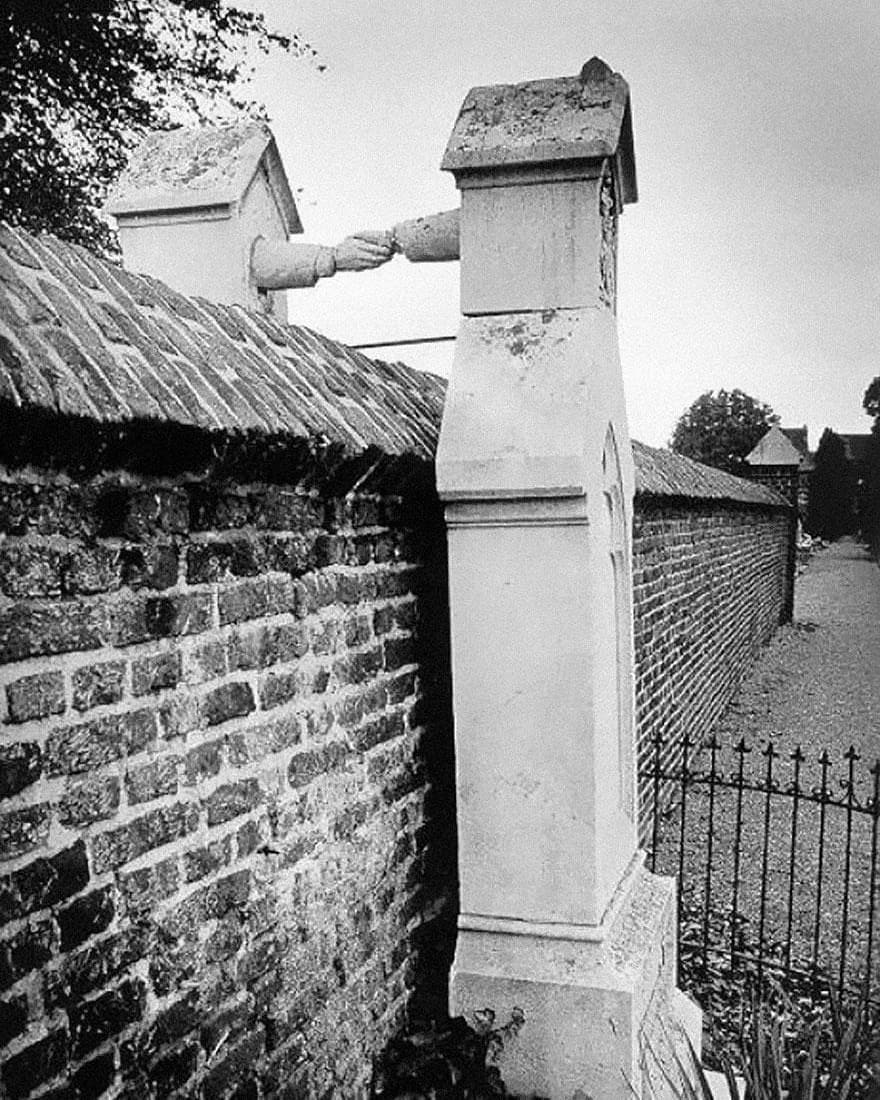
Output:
[0, 464, 454, 1099]
[632, 501, 792, 839]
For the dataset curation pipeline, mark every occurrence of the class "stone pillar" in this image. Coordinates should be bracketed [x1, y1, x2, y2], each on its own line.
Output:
[437, 59, 700, 1098]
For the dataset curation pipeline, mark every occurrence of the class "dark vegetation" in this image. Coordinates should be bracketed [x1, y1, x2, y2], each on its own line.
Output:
[806, 428, 856, 540]
[670, 389, 777, 474]
[0, 0, 309, 252]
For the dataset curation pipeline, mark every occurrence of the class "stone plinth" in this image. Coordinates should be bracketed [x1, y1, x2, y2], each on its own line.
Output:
[437, 59, 700, 1097]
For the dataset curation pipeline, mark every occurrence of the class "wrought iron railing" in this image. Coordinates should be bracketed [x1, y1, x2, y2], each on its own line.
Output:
[642, 732, 880, 1006]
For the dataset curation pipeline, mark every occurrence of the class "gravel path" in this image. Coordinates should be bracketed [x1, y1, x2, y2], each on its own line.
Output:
[653, 539, 880, 996]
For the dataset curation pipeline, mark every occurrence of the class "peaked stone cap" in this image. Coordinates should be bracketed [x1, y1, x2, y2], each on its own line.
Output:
[744, 425, 805, 467]
[106, 121, 302, 233]
[441, 57, 637, 204]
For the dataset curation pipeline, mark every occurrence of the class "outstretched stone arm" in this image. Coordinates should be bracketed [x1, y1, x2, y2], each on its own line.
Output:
[250, 211, 462, 290]
[391, 208, 461, 262]
[251, 230, 395, 290]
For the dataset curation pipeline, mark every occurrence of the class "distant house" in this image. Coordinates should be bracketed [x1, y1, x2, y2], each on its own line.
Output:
[745, 425, 812, 516]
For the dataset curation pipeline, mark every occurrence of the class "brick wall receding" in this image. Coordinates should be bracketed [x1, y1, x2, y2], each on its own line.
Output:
[632, 498, 792, 840]
[0, 461, 455, 1099]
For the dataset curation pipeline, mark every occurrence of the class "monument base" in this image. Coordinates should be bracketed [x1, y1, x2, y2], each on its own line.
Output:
[450, 857, 702, 1099]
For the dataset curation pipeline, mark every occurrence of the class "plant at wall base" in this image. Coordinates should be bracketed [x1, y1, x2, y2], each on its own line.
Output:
[371, 1009, 525, 1099]
[670, 389, 777, 474]
[0, 1, 315, 253]
[644, 983, 880, 1100]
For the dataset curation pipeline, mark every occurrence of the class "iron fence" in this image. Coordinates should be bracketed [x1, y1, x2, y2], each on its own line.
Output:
[642, 732, 880, 1006]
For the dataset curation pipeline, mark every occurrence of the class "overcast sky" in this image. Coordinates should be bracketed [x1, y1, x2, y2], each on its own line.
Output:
[239, 0, 880, 448]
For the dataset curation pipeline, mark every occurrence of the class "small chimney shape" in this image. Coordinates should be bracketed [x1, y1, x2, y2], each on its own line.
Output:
[106, 123, 301, 321]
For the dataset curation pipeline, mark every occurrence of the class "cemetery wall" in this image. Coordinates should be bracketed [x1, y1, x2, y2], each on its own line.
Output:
[631, 443, 794, 838]
[0, 222, 793, 1097]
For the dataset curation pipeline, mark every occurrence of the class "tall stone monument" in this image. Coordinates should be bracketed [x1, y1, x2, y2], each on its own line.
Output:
[436, 58, 700, 1098]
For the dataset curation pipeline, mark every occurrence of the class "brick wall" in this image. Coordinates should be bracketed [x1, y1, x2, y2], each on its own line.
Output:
[0, 458, 455, 1099]
[632, 500, 792, 839]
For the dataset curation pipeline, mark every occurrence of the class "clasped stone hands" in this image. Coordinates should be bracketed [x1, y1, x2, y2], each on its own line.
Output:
[333, 230, 395, 272]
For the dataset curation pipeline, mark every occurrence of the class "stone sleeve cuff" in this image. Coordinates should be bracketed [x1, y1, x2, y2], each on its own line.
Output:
[315, 246, 337, 280]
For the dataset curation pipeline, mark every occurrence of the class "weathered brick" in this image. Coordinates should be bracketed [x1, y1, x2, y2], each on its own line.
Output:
[119, 857, 178, 913]
[125, 756, 179, 804]
[0, 803, 50, 859]
[46, 709, 156, 775]
[59, 775, 120, 827]
[5, 669, 66, 723]
[201, 1028, 263, 1100]
[384, 635, 417, 671]
[353, 711, 406, 752]
[188, 484, 252, 530]
[205, 779, 262, 827]
[71, 659, 126, 711]
[287, 742, 349, 790]
[334, 682, 388, 729]
[0, 741, 42, 797]
[109, 591, 211, 646]
[237, 819, 262, 858]
[0, 481, 94, 539]
[186, 638, 228, 683]
[0, 918, 55, 990]
[58, 885, 115, 951]
[0, 841, 88, 922]
[63, 544, 121, 596]
[69, 977, 145, 1058]
[131, 649, 181, 695]
[0, 541, 66, 598]
[146, 1040, 200, 1098]
[202, 681, 254, 727]
[158, 694, 200, 739]
[333, 645, 383, 686]
[218, 578, 269, 626]
[117, 543, 179, 591]
[0, 990, 29, 1046]
[54, 925, 148, 1003]
[148, 988, 201, 1049]
[227, 620, 309, 672]
[71, 1050, 115, 1099]
[91, 802, 198, 873]
[2, 1029, 68, 1098]
[259, 669, 298, 711]
[96, 485, 188, 540]
[183, 869, 251, 925]
[184, 739, 224, 785]
[0, 600, 104, 663]
[187, 537, 265, 583]
[183, 835, 233, 882]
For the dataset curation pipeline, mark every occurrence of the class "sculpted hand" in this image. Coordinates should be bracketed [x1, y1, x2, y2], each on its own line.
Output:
[333, 231, 394, 271]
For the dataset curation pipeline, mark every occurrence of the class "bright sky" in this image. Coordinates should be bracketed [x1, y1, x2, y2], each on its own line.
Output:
[240, 0, 880, 448]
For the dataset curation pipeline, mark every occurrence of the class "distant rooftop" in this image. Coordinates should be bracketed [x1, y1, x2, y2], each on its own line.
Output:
[745, 425, 805, 468]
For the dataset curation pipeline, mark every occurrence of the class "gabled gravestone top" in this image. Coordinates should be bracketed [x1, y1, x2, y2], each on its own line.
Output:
[106, 123, 300, 320]
[441, 56, 637, 206]
[107, 122, 301, 230]
[437, 59, 701, 1099]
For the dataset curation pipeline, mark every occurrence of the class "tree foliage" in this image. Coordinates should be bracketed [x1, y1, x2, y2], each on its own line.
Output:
[669, 389, 777, 473]
[806, 428, 855, 540]
[861, 376, 880, 554]
[0, 1, 311, 252]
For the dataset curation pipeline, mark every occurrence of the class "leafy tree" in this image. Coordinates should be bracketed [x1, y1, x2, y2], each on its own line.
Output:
[864, 376, 880, 423]
[806, 428, 855, 540]
[0, 1, 312, 253]
[670, 389, 777, 473]
[860, 377, 880, 553]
